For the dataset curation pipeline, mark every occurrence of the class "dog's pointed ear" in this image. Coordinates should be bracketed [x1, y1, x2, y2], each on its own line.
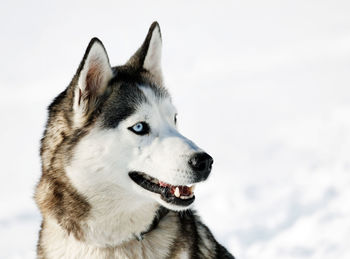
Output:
[127, 22, 163, 82]
[72, 38, 113, 125]
[143, 22, 162, 76]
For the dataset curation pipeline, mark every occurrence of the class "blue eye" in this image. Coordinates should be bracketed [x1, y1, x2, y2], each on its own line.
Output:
[133, 123, 143, 132]
[128, 122, 150, 135]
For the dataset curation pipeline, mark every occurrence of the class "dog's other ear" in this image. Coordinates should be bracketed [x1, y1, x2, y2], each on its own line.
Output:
[72, 38, 113, 126]
[127, 22, 163, 83]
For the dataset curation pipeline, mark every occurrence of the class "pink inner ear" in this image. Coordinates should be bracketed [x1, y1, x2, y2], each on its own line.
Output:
[84, 59, 103, 101]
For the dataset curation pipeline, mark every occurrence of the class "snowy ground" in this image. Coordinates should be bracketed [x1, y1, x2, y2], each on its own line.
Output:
[1, 1, 350, 258]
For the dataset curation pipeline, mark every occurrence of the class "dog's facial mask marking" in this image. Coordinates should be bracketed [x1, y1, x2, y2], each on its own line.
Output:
[68, 22, 213, 211]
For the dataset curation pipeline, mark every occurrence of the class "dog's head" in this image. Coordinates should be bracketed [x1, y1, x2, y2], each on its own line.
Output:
[61, 22, 213, 211]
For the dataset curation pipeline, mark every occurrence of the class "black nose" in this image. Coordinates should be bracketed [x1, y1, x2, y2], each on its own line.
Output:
[188, 152, 214, 181]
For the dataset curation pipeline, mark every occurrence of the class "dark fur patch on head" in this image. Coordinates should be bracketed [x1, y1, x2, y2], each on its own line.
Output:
[100, 82, 146, 128]
[100, 65, 169, 128]
[110, 65, 168, 97]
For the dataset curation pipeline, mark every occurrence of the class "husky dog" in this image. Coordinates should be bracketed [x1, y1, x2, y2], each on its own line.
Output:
[35, 22, 234, 259]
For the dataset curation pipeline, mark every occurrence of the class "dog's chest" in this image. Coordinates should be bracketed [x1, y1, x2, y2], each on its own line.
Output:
[41, 215, 188, 259]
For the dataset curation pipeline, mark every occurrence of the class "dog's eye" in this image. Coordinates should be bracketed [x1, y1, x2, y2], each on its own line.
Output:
[174, 114, 177, 124]
[128, 122, 150, 135]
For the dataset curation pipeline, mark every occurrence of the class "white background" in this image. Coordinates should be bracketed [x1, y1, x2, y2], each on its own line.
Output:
[0, 0, 350, 258]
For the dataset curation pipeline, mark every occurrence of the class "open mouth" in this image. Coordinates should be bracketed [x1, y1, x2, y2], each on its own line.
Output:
[129, 171, 195, 207]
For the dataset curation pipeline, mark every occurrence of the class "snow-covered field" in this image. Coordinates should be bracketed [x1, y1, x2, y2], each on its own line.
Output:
[1, 1, 350, 258]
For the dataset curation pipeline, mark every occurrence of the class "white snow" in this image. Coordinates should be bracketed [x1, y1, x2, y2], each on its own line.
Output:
[1, 0, 350, 258]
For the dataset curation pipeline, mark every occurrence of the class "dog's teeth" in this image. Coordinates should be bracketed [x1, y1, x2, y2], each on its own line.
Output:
[190, 185, 195, 193]
[179, 193, 194, 199]
[174, 187, 180, 198]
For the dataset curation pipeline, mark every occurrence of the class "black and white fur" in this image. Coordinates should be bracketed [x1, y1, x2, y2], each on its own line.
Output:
[35, 22, 234, 259]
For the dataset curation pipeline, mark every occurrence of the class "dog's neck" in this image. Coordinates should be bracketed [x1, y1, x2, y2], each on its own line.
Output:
[41, 204, 180, 259]
[80, 186, 162, 247]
